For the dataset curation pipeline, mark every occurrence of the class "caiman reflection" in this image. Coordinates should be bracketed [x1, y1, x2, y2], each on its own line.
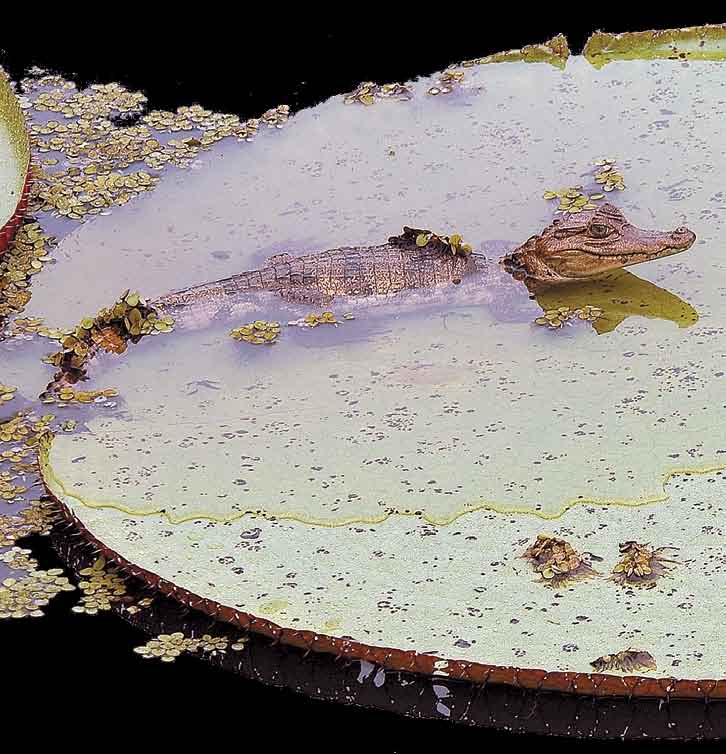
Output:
[531, 269, 699, 334]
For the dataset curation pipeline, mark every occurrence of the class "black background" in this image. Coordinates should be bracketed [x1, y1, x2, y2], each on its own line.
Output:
[1, 11, 724, 750]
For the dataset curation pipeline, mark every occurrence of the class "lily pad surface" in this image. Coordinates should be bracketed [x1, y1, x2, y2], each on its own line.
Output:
[4, 29, 726, 690]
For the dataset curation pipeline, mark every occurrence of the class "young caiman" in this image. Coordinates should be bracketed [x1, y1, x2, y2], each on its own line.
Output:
[152, 203, 695, 325]
[43, 203, 696, 395]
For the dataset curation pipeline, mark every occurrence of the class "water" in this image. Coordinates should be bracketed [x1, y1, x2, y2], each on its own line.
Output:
[44, 56, 726, 525]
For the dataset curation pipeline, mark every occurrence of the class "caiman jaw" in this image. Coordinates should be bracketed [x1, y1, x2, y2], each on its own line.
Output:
[582, 226, 696, 266]
[501, 204, 696, 283]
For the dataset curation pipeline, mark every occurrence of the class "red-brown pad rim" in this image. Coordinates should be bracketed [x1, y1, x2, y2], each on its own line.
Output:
[42, 485, 726, 701]
[0, 169, 32, 254]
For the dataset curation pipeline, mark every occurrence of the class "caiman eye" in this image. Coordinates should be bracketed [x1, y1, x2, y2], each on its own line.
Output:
[588, 223, 612, 239]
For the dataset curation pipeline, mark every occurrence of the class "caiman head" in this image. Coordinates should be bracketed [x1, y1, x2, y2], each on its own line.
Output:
[501, 203, 695, 283]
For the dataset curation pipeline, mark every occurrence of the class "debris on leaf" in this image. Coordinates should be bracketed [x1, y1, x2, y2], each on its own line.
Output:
[611, 541, 679, 588]
[590, 649, 657, 673]
[593, 158, 625, 192]
[542, 186, 601, 214]
[522, 533, 600, 586]
[392, 226, 473, 258]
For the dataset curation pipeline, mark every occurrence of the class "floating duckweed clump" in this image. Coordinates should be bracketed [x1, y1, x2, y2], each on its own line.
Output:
[343, 81, 413, 106]
[34, 168, 158, 220]
[0, 516, 29, 547]
[427, 69, 466, 96]
[28, 78, 144, 118]
[72, 556, 127, 615]
[0, 569, 75, 619]
[541, 159, 623, 212]
[141, 104, 288, 137]
[0, 546, 37, 572]
[259, 104, 291, 128]
[42, 290, 174, 381]
[590, 649, 657, 673]
[0, 221, 56, 318]
[0, 411, 54, 446]
[5, 317, 62, 341]
[230, 319, 281, 344]
[0, 445, 32, 465]
[40, 386, 119, 407]
[133, 632, 198, 661]
[0, 472, 26, 502]
[124, 596, 154, 616]
[13, 499, 58, 536]
[543, 187, 600, 214]
[534, 305, 604, 329]
[0, 413, 55, 534]
[0, 384, 16, 403]
[522, 533, 600, 586]
[611, 541, 679, 588]
[21, 70, 291, 220]
[300, 312, 337, 327]
[133, 631, 248, 663]
[594, 158, 625, 192]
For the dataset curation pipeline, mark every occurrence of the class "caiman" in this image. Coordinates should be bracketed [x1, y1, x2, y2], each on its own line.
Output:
[152, 203, 696, 326]
[44, 203, 697, 394]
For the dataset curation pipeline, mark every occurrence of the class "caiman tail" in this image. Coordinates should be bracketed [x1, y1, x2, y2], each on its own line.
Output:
[150, 269, 275, 329]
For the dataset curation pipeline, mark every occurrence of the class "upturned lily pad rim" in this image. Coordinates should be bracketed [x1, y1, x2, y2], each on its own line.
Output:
[583, 23, 726, 67]
[0, 69, 31, 253]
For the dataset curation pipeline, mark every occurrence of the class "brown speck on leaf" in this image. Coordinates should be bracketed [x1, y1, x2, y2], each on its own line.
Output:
[590, 649, 657, 673]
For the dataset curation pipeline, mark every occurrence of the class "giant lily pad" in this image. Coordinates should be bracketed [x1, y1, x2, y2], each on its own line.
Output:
[3, 28, 726, 707]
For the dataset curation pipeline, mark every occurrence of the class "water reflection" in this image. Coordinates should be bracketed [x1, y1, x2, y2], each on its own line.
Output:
[527, 268, 699, 334]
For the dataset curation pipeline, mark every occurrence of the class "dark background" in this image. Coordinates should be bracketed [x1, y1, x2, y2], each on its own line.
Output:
[1, 11, 724, 750]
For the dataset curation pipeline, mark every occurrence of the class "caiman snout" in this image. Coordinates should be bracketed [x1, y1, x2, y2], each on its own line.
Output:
[670, 226, 696, 250]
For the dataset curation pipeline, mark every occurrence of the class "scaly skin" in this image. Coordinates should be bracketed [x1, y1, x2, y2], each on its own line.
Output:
[500, 203, 695, 285]
[152, 203, 695, 320]
[153, 227, 481, 315]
